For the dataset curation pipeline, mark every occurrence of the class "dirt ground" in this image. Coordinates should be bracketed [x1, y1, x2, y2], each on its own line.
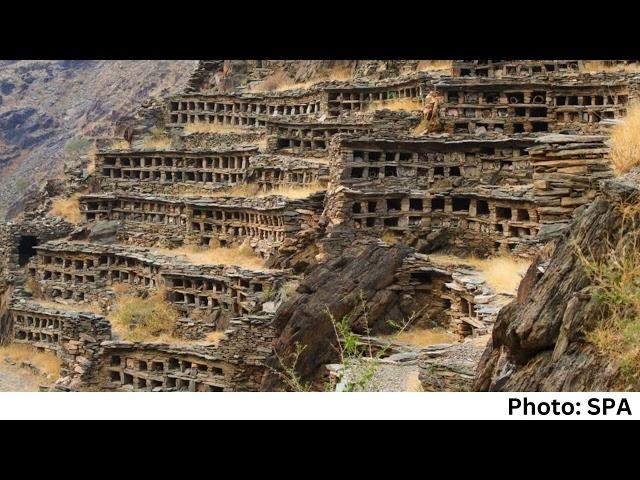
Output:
[0, 361, 44, 392]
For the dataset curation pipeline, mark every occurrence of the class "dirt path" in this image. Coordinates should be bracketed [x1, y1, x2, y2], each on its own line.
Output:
[0, 362, 44, 392]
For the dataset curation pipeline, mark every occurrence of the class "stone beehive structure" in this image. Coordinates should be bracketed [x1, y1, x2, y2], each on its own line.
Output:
[323, 133, 611, 257]
[79, 192, 324, 257]
[31, 240, 289, 320]
[435, 74, 635, 135]
[451, 60, 583, 78]
[96, 147, 259, 189]
[0, 59, 628, 392]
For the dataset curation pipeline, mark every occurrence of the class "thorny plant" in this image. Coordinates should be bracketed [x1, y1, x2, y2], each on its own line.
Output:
[266, 341, 313, 392]
[267, 290, 423, 392]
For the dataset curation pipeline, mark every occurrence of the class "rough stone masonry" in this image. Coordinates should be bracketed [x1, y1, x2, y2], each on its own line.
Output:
[0, 59, 628, 392]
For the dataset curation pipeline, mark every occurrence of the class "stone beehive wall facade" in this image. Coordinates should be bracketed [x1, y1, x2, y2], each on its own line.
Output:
[187, 194, 324, 256]
[166, 91, 325, 127]
[31, 240, 288, 326]
[96, 343, 232, 392]
[167, 73, 430, 125]
[435, 74, 635, 134]
[323, 133, 614, 257]
[267, 120, 374, 155]
[328, 189, 539, 255]
[451, 60, 582, 78]
[8, 299, 111, 355]
[161, 264, 287, 318]
[88, 315, 275, 392]
[245, 154, 330, 191]
[1, 297, 112, 389]
[265, 110, 422, 157]
[96, 147, 258, 189]
[80, 192, 325, 258]
[3, 292, 277, 392]
[324, 74, 428, 116]
[330, 135, 537, 189]
[33, 242, 162, 305]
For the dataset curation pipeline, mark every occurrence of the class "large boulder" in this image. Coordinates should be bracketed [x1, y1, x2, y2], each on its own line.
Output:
[260, 241, 412, 390]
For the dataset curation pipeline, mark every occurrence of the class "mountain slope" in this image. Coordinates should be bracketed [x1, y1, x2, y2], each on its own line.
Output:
[0, 60, 197, 218]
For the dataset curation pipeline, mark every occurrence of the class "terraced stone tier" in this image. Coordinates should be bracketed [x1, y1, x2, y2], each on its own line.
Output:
[435, 73, 638, 134]
[166, 90, 325, 127]
[79, 192, 325, 257]
[245, 154, 330, 191]
[167, 72, 431, 125]
[397, 253, 513, 337]
[96, 146, 258, 186]
[330, 134, 540, 189]
[327, 186, 539, 256]
[90, 315, 275, 392]
[266, 119, 374, 155]
[325, 134, 612, 246]
[451, 60, 582, 78]
[31, 240, 290, 320]
[323, 72, 429, 116]
[6, 296, 110, 353]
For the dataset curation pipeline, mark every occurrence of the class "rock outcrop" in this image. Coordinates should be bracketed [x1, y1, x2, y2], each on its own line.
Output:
[475, 169, 640, 391]
[419, 336, 488, 391]
[261, 241, 413, 389]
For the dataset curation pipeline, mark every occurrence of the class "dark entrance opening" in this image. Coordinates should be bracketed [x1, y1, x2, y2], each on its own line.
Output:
[18, 236, 39, 267]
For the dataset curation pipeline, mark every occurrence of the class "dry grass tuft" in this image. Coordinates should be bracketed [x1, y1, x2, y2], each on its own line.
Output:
[609, 103, 640, 175]
[108, 290, 179, 342]
[416, 60, 453, 72]
[86, 145, 97, 174]
[380, 230, 400, 245]
[111, 282, 131, 295]
[251, 71, 297, 92]
[383, 327, 456, 347]
[413, 115, 432, 135]
[262, 183, 326, 199]
[583, 61, 640, 73]
[24, 299, 102, 315]
[466, 256, 531, 294]
[316, 65, 352, 82]
[108, 139, 132, 150]
[251, 65, 353, 93]
[205, 183, 261, 198]
[281, 280, 300, 298]
[141, 137, 172, 150]
[428, 253, 530, 294]
[154, 240, 267, 271]
[576, 212, 640, 385]
[87, 157, 96, 175]
[363, 97, 423, 113]
[204, 182, 325, 199]
[183, 123, 248, 135]
[205, 331, 226, 343]
[49, 194, 82, 224]
[24, 277, 41, 296]
[0, 344, 61, 380]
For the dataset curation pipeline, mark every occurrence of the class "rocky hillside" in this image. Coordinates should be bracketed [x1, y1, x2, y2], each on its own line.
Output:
[475, 169, 640, 391]
[0, 60, 197, 219]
